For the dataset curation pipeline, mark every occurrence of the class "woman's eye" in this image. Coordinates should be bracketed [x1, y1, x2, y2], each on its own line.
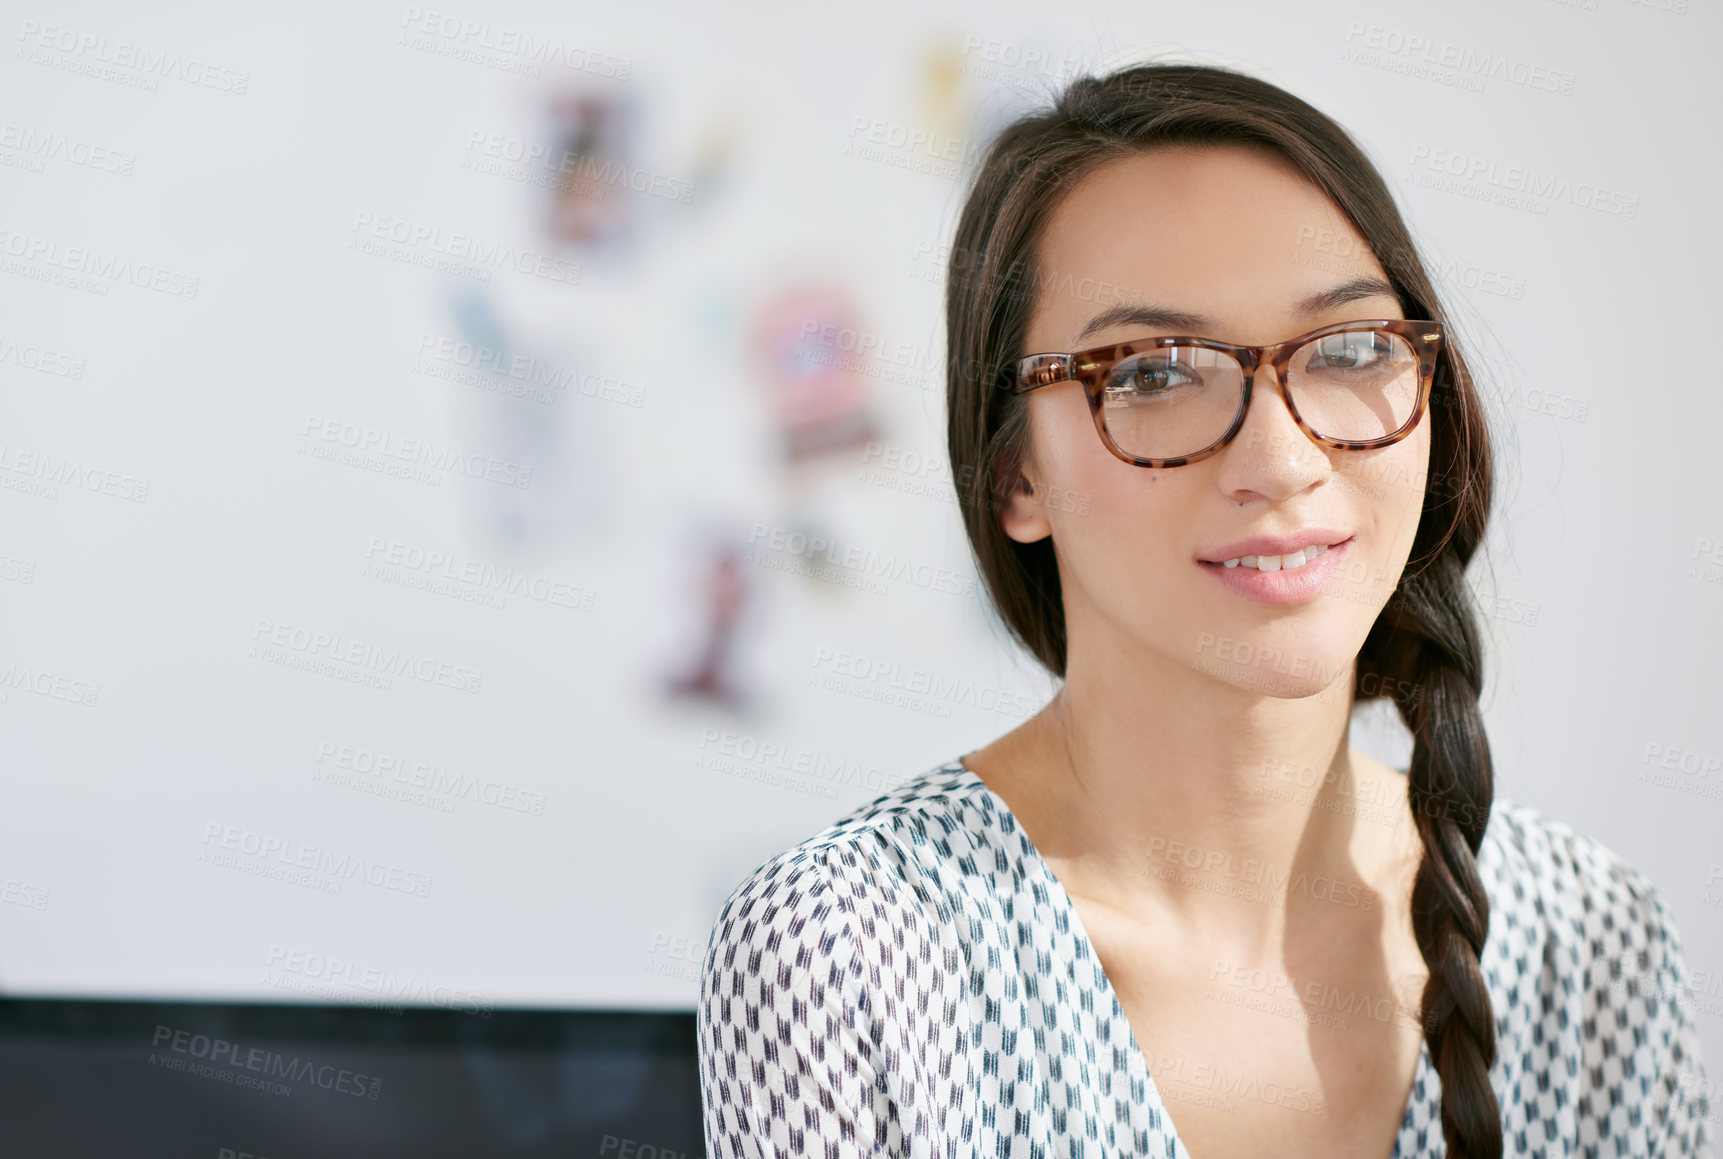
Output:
[1107, 359, 1200, 395]
[1309, 333, 1390, 370]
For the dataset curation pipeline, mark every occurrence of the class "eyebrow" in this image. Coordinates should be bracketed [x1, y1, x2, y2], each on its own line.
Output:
[1071, 276, 1401, 346]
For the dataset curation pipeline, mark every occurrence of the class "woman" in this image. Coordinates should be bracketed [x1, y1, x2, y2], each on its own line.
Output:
[698, 63, 1712, 1158]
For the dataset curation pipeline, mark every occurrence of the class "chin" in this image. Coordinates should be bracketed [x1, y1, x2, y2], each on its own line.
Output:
[1185, 616, 1359, 702]
[1198, 656, 1352, 703]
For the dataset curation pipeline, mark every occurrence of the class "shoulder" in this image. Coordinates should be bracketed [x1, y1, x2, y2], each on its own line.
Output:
[1481, 796, 1683, 960]
[1479, 795, 1695, 997]
[1479, 797, 1713, 1151]
[696, 760, 1003, 1154]
[699, 759, 995, 981]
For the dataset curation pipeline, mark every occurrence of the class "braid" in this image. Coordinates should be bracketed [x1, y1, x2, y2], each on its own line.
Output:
[1364, 552, 1501, 1157]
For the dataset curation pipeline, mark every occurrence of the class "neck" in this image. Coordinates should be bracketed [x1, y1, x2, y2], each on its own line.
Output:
[973, 631, 1413, 955]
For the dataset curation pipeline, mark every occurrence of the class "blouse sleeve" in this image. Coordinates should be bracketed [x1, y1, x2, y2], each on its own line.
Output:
[1563, 815, 1716, 1158]
[1634, 881, 1714, 1158]
[1496, 803, 1713, 1157]
[697, 845, 905, 1159]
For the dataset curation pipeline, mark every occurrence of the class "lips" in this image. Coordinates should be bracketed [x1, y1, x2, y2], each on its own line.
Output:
[1198, 536, 1353, 606]
[1197, 528, 1352, 566]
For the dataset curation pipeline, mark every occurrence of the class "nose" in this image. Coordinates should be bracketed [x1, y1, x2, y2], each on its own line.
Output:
[1210, 363, 1331, 501]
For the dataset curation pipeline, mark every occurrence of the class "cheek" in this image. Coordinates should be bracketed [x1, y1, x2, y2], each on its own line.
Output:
[1031, 392, 1155, 502]
[1332, 427, 1430, 599]
[1031, 398, 1194, 574]
[1384, 424, 1432, 527]
[1030, 392, 1101, 474]
[1034, 400, 1127, 523]
[1335, 423, 1429, 520]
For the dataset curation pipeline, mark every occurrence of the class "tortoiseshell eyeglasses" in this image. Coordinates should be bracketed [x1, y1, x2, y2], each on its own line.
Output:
[1001, 318, 1443, 468]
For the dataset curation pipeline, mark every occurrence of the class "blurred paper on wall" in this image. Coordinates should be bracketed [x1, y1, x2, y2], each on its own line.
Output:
[542, 91, 637, 260]
[915, 39, 970, 154]
[661, 528, 752, 716]
[535, 84, 735, 263]
[444, 288, 617, 555]
[748, 283, 879, 466]
[743, 282, 889, 603]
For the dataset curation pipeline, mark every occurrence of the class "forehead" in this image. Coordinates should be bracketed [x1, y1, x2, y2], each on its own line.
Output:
[1029, 145, 1390, 348]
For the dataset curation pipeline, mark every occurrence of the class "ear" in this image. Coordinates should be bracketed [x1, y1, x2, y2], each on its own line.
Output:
[1000, 466, 1053, 544]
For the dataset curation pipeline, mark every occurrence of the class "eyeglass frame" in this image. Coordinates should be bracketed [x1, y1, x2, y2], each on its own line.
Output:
[999, 317, 1444, 469]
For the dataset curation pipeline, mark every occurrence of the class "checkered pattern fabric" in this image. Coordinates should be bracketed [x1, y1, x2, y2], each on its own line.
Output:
[698, 760, 1713, 1157]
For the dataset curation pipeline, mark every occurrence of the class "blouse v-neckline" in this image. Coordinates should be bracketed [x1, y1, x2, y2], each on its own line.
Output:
[947, 758, 1434, 1159]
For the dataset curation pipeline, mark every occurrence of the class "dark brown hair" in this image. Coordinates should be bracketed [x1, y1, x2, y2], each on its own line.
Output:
[944, 64, 1501, 1157]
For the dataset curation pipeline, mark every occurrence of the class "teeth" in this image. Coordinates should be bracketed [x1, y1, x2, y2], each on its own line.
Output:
[1220, 543, 1330, 571]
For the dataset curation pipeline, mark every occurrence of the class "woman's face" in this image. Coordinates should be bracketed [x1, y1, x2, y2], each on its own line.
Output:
[1006, 145, 1430, 698]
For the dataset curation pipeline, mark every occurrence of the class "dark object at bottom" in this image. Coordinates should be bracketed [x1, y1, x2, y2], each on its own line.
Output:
[0, 997, 704, 1158]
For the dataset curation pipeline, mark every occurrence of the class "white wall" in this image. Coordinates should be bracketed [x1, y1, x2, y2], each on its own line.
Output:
[1, 0, 1716, 1077]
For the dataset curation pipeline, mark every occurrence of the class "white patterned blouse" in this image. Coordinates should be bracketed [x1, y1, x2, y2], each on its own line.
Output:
[698, 760, 1713, 1157]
